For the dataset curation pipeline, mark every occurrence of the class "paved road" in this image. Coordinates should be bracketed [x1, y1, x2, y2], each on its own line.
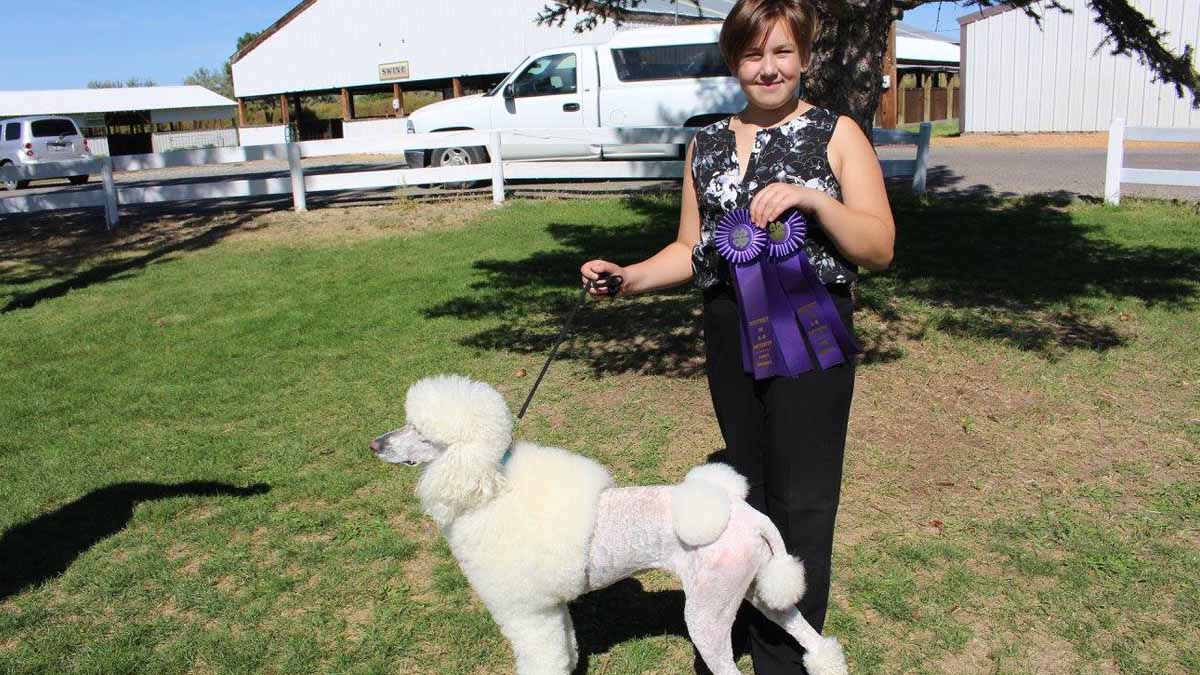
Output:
[2, 145, 1197, 207]
[877, 144, 1200, 201]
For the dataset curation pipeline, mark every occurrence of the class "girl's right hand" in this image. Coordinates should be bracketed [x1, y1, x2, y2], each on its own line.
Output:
[580, 259, 626, 299]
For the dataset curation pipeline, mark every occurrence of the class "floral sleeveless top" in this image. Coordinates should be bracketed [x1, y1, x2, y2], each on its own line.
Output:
[690, 106, 857, 290]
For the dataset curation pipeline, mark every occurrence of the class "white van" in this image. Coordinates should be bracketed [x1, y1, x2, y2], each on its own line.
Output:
[403, 23, 745, 172]
[0, 116, 92, 191]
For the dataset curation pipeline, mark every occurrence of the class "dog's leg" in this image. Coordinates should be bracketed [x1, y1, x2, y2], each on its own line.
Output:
[681, 556, 756, 675]
[495, 606, 574, 675]
[562, 606, 579, 673]
[746, 597, 849, 675]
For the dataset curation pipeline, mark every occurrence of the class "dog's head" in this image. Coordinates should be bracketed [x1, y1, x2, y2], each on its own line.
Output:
[370, 374, 513, 526]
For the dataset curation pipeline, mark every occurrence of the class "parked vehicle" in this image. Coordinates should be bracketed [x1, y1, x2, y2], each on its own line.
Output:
[403, 23, 744, 186]
[0, 116, 92, 191]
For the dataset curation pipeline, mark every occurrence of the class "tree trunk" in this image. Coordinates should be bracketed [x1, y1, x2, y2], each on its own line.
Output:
[804, 1, 896, 140]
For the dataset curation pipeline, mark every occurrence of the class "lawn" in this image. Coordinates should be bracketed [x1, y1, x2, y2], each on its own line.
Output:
[1, 187, 1196, 675]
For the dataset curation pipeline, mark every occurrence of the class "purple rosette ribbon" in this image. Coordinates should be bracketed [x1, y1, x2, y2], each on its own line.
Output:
[714, 208, 859, 379]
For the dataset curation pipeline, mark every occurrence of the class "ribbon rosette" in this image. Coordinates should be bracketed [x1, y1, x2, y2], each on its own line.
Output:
[714, 208, 859, 380]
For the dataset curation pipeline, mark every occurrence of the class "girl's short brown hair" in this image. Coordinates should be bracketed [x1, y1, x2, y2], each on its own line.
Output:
[718, 0, 820, 71]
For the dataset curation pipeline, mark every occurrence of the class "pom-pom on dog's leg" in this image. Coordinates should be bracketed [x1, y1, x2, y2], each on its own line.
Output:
[747, 597, 850, 675]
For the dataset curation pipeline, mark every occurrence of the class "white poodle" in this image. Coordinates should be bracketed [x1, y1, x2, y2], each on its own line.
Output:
[370, 374, 849, 675]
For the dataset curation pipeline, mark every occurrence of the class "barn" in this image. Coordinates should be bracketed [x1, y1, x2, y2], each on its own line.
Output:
[0, 87, 238, 156]
[958, 0, 1200, 133]
[230, 0, 960, 142]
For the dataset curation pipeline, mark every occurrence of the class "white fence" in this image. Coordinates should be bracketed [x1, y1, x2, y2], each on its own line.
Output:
[1, 124, 932, 229]
[1105, 117, 1200, 205]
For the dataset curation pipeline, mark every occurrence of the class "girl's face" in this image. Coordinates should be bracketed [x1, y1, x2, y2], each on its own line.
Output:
[734, 18, 805, 110]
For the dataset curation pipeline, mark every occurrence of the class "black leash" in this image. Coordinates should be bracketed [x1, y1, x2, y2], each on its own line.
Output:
[517, 272, 622, 421]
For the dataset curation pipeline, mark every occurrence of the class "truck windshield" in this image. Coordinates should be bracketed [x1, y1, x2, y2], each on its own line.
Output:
[485, 57, 531, 96]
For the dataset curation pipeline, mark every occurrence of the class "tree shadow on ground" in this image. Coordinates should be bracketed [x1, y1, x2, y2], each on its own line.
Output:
[425, 182, 1200, 374]
[0, 480, 269, 601]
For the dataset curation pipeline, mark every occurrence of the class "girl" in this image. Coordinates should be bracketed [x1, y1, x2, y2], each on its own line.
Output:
[580, 0, 894, 672]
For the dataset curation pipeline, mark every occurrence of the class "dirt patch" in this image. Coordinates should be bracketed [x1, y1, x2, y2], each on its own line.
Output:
[342, 602, 375, 641]
[937, 132, 1200, 150]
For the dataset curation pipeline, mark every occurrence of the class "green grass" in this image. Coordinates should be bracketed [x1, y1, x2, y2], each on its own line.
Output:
[897, 118, 960, 137]
[1, 189, 1197, 674]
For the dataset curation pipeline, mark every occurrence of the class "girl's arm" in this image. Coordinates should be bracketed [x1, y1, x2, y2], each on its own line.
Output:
[813, 117, 895, 270]
[580, 139, 702, 297]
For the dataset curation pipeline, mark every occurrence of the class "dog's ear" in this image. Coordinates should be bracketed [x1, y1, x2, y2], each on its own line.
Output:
[416, 443, 508, 527]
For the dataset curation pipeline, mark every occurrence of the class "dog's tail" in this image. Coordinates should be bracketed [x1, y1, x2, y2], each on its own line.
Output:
[748, 508, 807, 611]
[670, 463, 747, 547]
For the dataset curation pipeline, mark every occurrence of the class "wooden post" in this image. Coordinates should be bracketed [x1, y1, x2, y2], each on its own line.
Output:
[237, 98, 247, 127]
[452, 77, 463, 98]
[341, 88, 355, 121]
[393, 83, 405, 117]
[880, 22, 898, 129]
[287, 142, 307, 212]
[101, 157, 119, 229]
[923, 73, 933, 123]
[488, 130, 504, 205]
[959, 21, 968, 132]
[279, 94, 290, 126]
[897, 74, 906, 125]
[1104, 118, 1125, 206]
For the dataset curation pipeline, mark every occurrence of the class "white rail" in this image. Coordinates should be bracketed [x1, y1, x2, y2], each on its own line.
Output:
[2, 124, 932, 228]
[1105, 118, 1200, 205]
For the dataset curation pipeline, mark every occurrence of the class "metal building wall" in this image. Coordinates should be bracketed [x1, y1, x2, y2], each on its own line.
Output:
[232, 0, 621, 98]
[962, 0, 1200, 132]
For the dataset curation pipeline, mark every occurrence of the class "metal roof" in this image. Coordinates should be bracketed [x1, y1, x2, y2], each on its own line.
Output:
[0, 86, 236, 117]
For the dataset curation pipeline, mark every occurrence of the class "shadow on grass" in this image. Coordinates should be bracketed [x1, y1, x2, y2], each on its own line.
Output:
[0, 480, 269, 601]
[426, 184, 1200, 374]
[570, 577, 765, 675]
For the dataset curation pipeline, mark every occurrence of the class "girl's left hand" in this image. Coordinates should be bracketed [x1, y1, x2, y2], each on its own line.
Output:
[748, 182, 831, 228]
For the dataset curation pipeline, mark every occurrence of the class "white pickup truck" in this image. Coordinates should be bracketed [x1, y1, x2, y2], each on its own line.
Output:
[403, 23, 746, 172]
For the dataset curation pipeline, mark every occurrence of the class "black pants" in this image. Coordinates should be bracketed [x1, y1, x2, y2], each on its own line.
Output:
[697, 283, 856, 675]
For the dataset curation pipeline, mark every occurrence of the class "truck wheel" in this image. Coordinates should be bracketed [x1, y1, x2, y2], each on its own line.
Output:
[69, 175, 90, 185]
[431, 145, 488, 190]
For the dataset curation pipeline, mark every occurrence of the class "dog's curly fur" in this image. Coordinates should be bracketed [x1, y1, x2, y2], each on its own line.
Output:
[372, 375, 848, 675]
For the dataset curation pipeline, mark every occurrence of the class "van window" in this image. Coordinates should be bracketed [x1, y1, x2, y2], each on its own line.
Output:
[512, 53, 577, 97]
[4, 122, 19, 141]
[31, 119, 79, 138]
[612, 43, 728, 82]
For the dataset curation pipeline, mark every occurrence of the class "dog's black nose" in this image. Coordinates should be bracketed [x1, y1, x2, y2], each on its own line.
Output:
[370, 439, 380, 453]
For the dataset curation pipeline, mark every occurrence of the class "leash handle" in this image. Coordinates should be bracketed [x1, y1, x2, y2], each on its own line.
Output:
[516, 273, 622, 421]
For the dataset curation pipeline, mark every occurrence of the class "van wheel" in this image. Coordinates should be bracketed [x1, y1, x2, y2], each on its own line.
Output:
[69, 175, 89, 185]
[431, 145, 487, 190]
[0, 161, 16, 191]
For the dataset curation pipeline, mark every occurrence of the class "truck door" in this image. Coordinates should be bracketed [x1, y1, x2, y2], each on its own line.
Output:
[491, 49, 591, 160]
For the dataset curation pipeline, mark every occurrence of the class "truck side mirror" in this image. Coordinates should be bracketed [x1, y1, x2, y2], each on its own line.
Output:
[503, 84, 515, 99]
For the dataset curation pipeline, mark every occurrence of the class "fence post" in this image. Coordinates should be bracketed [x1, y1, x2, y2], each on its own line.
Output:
[912, 122, 932, 195]
[100, 158, 119, 229]
[287, 142, 307, 212]
[1104, 118, 1125, 206]
[489, 130, 504, 205]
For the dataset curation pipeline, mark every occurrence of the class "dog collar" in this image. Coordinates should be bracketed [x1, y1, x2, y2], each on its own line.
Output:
[500, 448, 513, 467]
